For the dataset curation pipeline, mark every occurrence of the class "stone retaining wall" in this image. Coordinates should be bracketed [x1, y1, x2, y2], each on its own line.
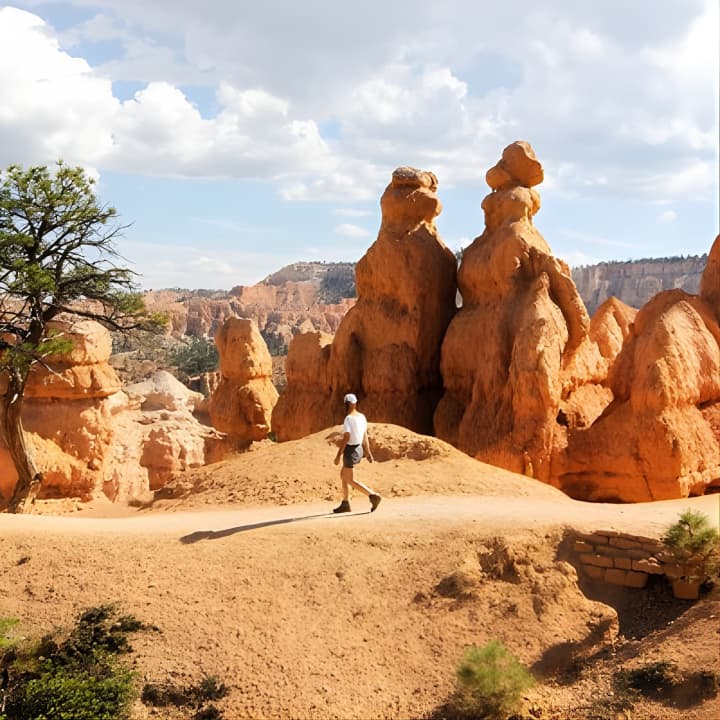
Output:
[572, 530, 690, 589]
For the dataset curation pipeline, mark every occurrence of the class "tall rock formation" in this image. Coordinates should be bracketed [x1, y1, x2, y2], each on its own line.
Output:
[434, 141, 607, 481]
[560, 235, 720, 501]
[208, 318, 278, 441]
[272, 167, 457, 440]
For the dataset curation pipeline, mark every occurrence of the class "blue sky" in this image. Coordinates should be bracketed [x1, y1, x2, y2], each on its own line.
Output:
[0, 1, 717, 290]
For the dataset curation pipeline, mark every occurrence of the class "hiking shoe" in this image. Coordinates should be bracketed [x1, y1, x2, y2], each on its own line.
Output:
[333, 500, 351, 514]
[369, 494, 382, 512]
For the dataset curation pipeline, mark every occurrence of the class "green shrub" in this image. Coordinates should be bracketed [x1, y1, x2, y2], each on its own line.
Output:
[450, 640, 534, 719]
[615, 661, 719, 704]
[194, 705, 224, 720]
[8, 660, 135, 720]
[662, 509, 720, 580]
[616, 660, 679, 697]
[0, 606, 148, 720]
[662, 510, 720, 555]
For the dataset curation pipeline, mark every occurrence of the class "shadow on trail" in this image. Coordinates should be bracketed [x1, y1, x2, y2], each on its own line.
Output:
[179, 510, 370, 544]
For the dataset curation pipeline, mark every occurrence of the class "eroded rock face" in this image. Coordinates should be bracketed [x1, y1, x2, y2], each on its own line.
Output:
[560, 285, 720, 501]
[0, 319, 230, 504]
[208, 318, 278, 440]
[142, 267, 355, 354]
[3, 320, 124, 499]
[272, 167, 457, 440]
[433, 142, 599, 480]
[25, 319, 122, 400]
[271, 331, 333, 441]
[327, 167, 457, 431]
[125, 370, 203, 413]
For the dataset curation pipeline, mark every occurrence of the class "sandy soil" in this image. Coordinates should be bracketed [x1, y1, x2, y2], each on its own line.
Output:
[1, 424, 719, 719]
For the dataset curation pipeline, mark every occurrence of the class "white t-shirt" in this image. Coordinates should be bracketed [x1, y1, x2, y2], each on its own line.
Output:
[344, 412, 368, 445]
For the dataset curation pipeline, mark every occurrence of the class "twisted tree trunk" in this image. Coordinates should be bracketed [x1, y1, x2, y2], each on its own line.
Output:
[1, 372, 41, 513]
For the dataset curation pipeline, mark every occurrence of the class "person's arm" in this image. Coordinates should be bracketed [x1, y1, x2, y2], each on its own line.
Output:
[362, 430, 374, 463]
[334, 431, 350, 465]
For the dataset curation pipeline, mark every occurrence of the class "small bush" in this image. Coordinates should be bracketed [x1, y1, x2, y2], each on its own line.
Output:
[142, 673, 228, 711]
[662, 509, 720, 582]
[450, 640, 534, 719]
[171, 336, 219, 376]
[0, 606, 148, 720]
[617, 660, 679, 697]
[662, 510, 720, 556]
[8, 660, 135, 720]
[615, 661, 719, 705]
[197, 674, 228, 701]
[194, 704, 224, 720]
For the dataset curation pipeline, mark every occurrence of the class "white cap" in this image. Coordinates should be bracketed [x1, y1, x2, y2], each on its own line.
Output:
[343, 393, 358, 404]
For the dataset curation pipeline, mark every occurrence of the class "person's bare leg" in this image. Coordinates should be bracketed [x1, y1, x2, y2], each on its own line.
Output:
[343, 467, 381, 512]
[347, 473, 374, 497]
[340, 466, 353, 500]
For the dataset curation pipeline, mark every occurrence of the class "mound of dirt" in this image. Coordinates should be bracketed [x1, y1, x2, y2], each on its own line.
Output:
[149, 423, 569, 511]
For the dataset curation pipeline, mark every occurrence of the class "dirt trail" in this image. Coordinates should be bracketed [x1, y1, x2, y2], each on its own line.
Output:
[4, 492, 718, 538]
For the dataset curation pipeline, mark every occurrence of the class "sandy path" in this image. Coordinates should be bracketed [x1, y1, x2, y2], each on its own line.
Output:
[2, 492, 718, 538]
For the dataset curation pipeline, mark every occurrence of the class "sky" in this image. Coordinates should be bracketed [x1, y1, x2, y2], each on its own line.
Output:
[0, 0, 718, 290]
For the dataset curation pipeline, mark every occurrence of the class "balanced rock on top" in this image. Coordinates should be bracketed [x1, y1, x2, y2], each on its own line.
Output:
[434, 141, 606, 481]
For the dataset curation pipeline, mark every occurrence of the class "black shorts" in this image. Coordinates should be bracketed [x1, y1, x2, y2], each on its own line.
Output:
[343, 444, 363, 468]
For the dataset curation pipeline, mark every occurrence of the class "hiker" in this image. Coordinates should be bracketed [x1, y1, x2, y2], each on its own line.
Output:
[332, 393, 381, 513]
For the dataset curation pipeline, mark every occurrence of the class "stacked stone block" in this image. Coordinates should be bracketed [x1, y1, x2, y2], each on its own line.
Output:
[572, 530, 671, 588]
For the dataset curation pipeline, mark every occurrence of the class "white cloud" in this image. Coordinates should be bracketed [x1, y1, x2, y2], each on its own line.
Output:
[108, 81, 334, 178]
[0, 9, 335, 179]
[1, 0, 717, 205]
[190, 255, 234, 275]
[659, 210, 678, 222]
[563, 249, 602, 268]
[0, 7, 118, 166]
[334, 223, 372, 239]
[280, 165, 383, 202]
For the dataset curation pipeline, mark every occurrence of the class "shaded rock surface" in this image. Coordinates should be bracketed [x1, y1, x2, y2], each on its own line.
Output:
[271, 331, 334, 440]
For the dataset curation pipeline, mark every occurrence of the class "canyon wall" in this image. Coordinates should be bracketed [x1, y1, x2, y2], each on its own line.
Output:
[142, 262, 356, 355]
[572, 256, 706, 315]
